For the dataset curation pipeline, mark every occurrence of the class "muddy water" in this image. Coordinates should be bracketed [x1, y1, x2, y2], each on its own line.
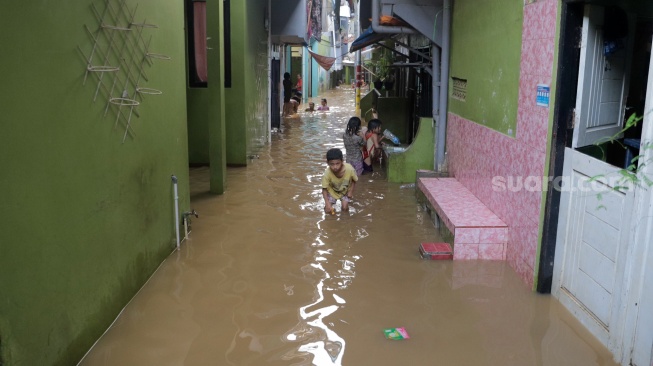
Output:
[80, 88, 618, 366]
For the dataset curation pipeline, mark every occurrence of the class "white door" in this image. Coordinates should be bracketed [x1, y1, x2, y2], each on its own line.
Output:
[553, 2, 637, 361]
[572, 5, 628, 149]
[553, 4, 653, 365]
[552, 149, 634, 346]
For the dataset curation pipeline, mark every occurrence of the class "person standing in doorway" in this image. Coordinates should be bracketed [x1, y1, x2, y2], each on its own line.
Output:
[295, 74, 303, 93]
[282, 72, 292, 116]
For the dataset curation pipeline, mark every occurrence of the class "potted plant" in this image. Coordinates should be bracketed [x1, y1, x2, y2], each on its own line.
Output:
[378, 55, 390, 77]
[379, 52, 394, 90]
[365, 59, 384, 90]
[365, 49, 395, 90]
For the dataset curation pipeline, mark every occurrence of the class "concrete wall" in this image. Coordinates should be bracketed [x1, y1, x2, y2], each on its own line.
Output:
[376, 97, 410, 143]
[0, 1, 190, 364]
[447, 0, 557, 287]
[187, 0, 228, 194]
[187, 89, 212, 164]
[315, 33, 332, 93]
[310, 42, 320, 98]
[385, 117, 435, 183]
[448, 0, 522, 136]
[225, 0, 270, 166]
[271, 0, 308, 42]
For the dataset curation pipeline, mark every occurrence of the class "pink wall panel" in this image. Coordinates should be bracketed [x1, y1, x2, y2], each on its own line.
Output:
[447, 0, 558, 287]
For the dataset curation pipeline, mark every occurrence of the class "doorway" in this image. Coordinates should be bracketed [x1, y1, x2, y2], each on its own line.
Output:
[548, 2, 653, 364]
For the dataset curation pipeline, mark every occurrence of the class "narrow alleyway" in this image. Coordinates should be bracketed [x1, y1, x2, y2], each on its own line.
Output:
[79, 88, 618, 366]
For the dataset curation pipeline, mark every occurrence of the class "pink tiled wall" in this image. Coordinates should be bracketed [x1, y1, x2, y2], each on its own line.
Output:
[446, 0, 558, 287]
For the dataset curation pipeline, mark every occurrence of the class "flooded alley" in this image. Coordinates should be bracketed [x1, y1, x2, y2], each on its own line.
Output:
[79, 88, 618, 366]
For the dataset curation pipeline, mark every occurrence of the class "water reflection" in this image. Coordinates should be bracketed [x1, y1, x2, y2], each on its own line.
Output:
[79, 87, 619, 366]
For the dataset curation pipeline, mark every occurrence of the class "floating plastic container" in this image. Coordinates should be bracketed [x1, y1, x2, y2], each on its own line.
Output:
[383, 129, 401, 145]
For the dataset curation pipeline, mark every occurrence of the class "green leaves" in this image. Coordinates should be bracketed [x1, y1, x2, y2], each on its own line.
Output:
[588, 109, 652, 206]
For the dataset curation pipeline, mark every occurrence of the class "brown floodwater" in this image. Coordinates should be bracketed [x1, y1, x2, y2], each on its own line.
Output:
[79, 88, 618, 366]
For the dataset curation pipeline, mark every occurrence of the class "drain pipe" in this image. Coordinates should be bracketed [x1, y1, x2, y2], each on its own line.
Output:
[171, 175, 180, 250]
[436, 0, 452, 171]
[371, 0, 415, 34]
[182, 209, 198, 241]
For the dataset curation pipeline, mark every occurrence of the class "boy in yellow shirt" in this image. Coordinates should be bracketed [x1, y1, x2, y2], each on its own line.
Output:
[321, 148, 358, 214]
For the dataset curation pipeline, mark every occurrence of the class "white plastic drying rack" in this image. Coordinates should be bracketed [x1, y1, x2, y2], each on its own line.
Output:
[78, 0, 170, 143]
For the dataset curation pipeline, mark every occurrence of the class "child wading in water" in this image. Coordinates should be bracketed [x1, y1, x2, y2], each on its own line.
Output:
[322, 148, 358, 214]
[317, 98, 330, 111]
[342, 117, 365, 176]
[363, 119, 384, 173]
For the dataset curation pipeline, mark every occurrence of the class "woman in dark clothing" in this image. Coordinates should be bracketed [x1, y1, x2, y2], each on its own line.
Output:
[282, 72, 292, 116]
[283, 72, 292, 103]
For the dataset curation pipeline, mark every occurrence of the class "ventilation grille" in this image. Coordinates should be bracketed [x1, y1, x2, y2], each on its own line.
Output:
[452, 77, 467, 101]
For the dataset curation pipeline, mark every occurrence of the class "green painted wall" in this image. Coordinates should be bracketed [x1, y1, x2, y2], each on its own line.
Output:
[385, 117, 435, 183]
[316, 34, 332, 93]
[448, 0, 523, 136]
[345, 65, 353, 84]
[310, 41, 320, 98]
[186, 0, 227, 194]
[187, 89, 211, 164]
[376, 97, 411, 143]
[0, 1, 189, 365]
[207, 0, 228, 194]
[225, 0, 269, 166]
[361, 90, 376, 122]
[292, 57, 303, 84]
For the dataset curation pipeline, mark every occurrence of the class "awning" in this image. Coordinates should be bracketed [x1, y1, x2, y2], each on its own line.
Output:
[307, 49, 336, 71]
[349, 27, 394, 53]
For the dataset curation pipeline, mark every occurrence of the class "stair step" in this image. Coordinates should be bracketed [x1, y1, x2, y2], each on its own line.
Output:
[419, 242, 453, 260]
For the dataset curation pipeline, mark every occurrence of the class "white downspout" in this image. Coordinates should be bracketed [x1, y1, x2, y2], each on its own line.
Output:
[171, 175, 180, 250]
[436, 0, 452, 171]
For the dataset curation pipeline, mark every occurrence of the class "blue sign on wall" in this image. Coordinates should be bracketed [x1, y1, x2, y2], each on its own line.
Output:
[536, 84, 550, 107]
